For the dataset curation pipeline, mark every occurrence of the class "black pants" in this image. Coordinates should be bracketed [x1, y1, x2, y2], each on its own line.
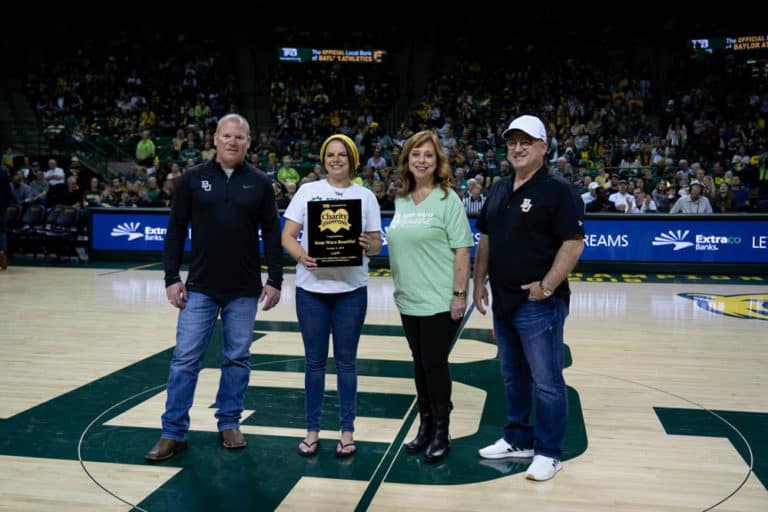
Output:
[400, 312, 461, 415]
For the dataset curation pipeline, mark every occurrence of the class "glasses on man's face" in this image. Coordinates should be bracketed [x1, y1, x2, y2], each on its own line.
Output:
[506, 139, 536, 149]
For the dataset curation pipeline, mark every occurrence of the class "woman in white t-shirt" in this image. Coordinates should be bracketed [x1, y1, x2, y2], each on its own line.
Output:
[282, 134, 382, 458]
[386, 130, 474, 463]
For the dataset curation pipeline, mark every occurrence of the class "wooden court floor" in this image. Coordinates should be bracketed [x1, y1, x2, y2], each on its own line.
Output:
[0, 265, 766, 511]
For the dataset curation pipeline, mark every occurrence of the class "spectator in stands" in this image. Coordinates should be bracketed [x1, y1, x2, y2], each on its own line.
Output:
[142, 177, 162, 206]
[582, 181, 599, 209]
[454, 166, 469, 197]
[200, 141, 216, 161]
[171, 129, 186, 160]
[474, 115, 584, 483]
[277, 156, 300, 185]
[609, 179, 633, 212]
[628, 187, 657, 213]
[711, 161, 727, 187]
[57, 177, 82, 208]
[652, 180, 671, 212]
[588, 181, 619, 211]
[145, 114, 282, 463]
[158, 178, 175, 207]
[0, 165, 10, 269]
[281, 133, 382, 458]
[730, 175, 751, 211]
[712, 183, 736, 213]
[263, 153, 279, 181]
[386, 130, 473, 464]
[676, 159, 691, 177]
[666, 118, 687, 150]
[758, 152, 768, 198]
[366, 146, 387, 171]
[81, 177, 103, 207]
[10, 172, 33, 206]
[2, 148, 15, 169]
[18, 156, 31, 180]
[692, 163, 715, 200]
[44, 159, 65, 201]
[379, 182, 398, 211]
[594, 162, 610, 189]
[670, 181, 712, 214]
[29, 167, 49, 206]
[69, 156, 97, 190]
[178, 139, 202, 165]
[135, 129, 156, 169]
[272, 181, 288, 209]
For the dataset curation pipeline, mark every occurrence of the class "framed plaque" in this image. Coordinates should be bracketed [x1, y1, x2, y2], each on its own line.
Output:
[307, 199, 363, 267]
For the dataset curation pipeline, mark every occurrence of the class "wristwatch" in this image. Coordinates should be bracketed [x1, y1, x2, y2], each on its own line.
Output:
[540, 282, 553, 297]
[453, 290, 467, 299]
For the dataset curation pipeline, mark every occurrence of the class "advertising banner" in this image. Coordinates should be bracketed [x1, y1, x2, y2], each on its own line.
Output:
[90, 210, 768, 264]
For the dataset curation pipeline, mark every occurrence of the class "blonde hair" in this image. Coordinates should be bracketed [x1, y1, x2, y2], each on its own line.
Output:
[397, 130, 453, 199]
[216, 114, 251, 137]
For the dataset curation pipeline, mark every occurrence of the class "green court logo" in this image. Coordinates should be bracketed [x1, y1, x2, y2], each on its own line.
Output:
[0, 321, 587, 510]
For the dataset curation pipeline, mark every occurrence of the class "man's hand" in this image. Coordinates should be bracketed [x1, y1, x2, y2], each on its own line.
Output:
[166, 281, 187, 309]
[259, 284, 281, 311]
[473, 282, 489, 315]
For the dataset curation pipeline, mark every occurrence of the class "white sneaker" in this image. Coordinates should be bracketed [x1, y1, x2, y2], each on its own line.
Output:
[478, 438, 534, 460]
[525, 455, 561, 481]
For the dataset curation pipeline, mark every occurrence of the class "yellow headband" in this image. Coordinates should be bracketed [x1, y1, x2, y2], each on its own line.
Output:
[320, 134, 359, 171]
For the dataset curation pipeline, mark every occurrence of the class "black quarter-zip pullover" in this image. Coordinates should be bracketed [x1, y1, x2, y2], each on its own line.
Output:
[163, 159, 282, 300]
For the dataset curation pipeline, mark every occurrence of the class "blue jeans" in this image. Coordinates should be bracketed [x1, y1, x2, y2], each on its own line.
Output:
[161, 291, 259, 441]
[296, 286, 367, 433]
[494, 296, 568, 459]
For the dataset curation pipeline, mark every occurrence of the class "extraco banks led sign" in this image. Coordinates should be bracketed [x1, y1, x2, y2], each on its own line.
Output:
[579, 218, 768, 263]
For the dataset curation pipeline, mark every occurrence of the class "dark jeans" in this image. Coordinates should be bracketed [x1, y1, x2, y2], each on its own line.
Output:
[494, 296, 568, 459]
[400, 312, 461, 416]
[296, 286, 367, 432]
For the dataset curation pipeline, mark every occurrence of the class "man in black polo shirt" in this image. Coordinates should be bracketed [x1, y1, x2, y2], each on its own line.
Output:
[473, 115, 584, 481]
[145, 114, 283, 462]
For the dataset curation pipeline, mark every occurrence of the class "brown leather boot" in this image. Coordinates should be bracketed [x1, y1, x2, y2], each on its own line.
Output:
[220, 427, 247, 449]
[144, 438, 188, 461]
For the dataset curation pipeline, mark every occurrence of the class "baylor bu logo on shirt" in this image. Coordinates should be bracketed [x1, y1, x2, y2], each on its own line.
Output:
[520, 198, 533, 212]
[201, 180, 212, 192]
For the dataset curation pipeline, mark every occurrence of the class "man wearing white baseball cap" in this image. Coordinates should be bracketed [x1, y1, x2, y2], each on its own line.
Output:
[474, 114, 584, 481]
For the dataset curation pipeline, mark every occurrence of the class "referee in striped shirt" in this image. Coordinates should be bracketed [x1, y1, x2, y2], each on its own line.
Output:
[463, 180, 486, 215]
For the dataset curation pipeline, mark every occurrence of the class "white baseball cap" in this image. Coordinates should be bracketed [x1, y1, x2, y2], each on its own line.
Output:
[588, 181, 600, 190]
[502, 114, 547, 142]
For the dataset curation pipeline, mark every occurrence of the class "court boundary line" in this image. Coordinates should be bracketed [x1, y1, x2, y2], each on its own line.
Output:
[77, 357, 305, 511]
[570, 368, 754, 511]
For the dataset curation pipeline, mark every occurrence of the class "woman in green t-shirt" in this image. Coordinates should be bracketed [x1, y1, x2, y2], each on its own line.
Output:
[386, 130, 474, 463]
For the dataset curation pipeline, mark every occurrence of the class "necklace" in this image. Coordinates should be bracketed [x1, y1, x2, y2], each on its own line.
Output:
[328, 179, 352, 197]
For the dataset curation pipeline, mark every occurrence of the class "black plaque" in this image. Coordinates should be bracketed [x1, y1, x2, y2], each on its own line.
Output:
[307, 199, 362, 267]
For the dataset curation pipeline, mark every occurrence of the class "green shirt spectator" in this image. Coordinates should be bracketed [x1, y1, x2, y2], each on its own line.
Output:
[277, 157, 300, 184]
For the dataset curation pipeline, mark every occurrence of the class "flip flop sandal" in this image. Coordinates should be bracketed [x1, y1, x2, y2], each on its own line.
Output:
[335, 441, 357, 458]
[297, 440, 319, 457]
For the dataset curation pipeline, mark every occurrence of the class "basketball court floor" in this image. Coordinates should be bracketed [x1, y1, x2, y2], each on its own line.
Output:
[0, 264, 766, 511]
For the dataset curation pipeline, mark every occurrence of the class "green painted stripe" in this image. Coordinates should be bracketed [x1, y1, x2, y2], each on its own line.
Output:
[355, 401, 417, 511]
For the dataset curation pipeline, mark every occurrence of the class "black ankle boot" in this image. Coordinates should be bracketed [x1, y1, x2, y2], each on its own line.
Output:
[424, 416, 450, 463]
[405, 411, 433, 453]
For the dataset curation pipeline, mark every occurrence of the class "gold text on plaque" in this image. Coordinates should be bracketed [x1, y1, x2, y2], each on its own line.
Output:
[318, 208, 352, 233]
